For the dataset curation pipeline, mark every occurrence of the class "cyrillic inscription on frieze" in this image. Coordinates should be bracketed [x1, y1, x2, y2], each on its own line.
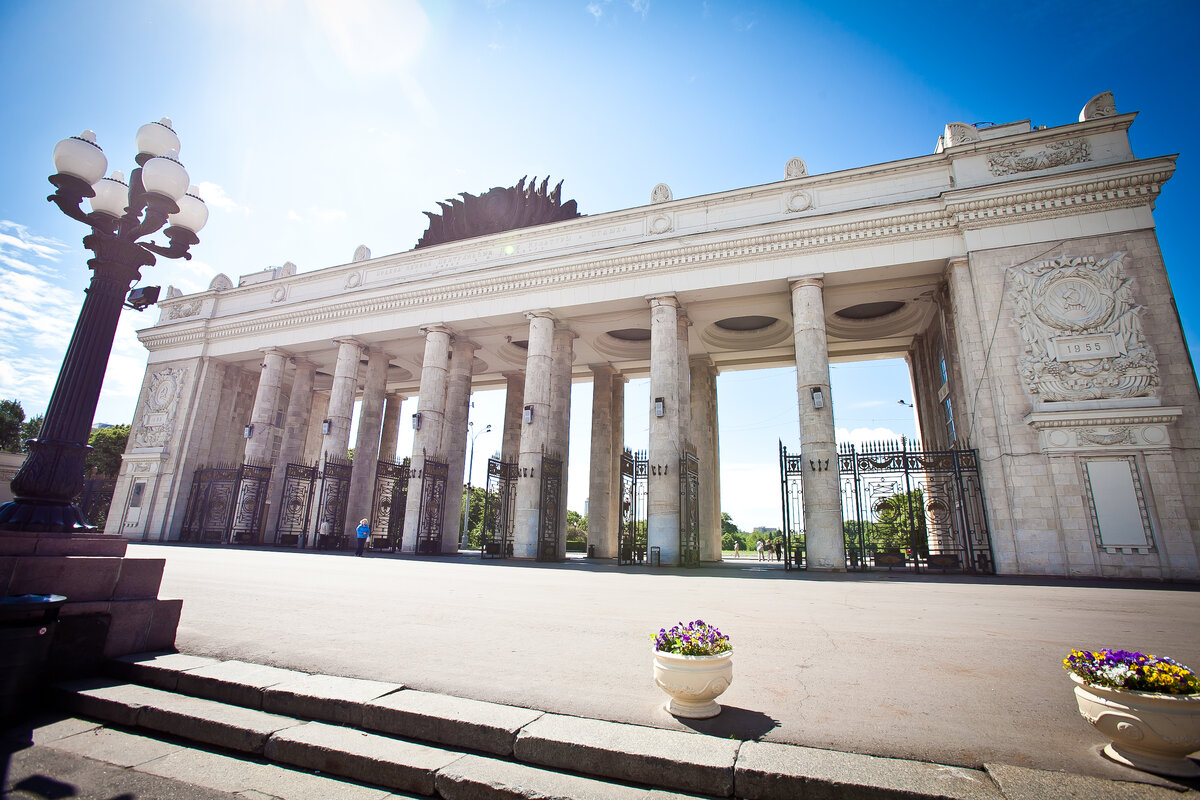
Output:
[1009, 253, 1158, 402]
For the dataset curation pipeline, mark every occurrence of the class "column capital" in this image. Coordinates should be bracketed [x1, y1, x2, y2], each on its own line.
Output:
[332, 336, 367, 350]
[289, 356, 316, 370]
[612, 371, 629, 385]
[502, 370, 526, 380]
[689, 355, 716, 371]
[645, 293, 680, 308]
[260, 347, 291, 360]
[450, 338, 480, 353]
[525, 309, 555, 321]
[418, 323, 454, 338]
[386, 391, 408, 401]
[552, 327, 578, 342]
[788, 275, 825, 291]
[946, 255, 969, 271]
[677, 314, 693, 329]
[589, 362, 617, 376]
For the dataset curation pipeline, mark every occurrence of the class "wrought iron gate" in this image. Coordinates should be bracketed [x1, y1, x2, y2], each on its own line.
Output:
[316, 456, 353, 549]
[679, 449, 700, 567]
[415, 457, 449, 554]
[181, 465, 239, 543]
[618, 449, 648, 566]
[276, 462, 318, 545]
[838, 439, 993, 573]
[536, 454, 564, 562]
[481, 457, 517, 558]
[778, 442, 804, 570]
[372, 458, 409, 549]
[229, 462, 272, 544]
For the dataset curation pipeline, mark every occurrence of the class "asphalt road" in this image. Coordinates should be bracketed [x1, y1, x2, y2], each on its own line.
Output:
[133, 543, 1200, 781]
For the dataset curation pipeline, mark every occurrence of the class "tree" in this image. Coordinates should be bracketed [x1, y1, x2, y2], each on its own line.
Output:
[85, 425, 130, 477]
[870, 489, 928, 552]
[20, 414, 43, 451]
[0, 399, 24, 452]
[566, 509, 587, 546]
[720, 511, 738, 536]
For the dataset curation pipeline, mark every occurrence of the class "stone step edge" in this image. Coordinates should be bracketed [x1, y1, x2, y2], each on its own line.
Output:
[53, 674, 1021, 800]
[50, 680, 718, 799]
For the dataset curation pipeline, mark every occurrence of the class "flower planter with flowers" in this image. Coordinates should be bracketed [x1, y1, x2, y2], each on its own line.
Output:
[651, 620, 733, 719]
[1063, 648, 1200, 777]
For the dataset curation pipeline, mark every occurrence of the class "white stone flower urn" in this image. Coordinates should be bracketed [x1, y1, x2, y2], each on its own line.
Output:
[653, 648, 733, 719]
[1070, 673, 1200, 777]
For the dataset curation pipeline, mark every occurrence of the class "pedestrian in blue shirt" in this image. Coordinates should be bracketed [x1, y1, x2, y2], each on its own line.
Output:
[355, 518, 370, 556]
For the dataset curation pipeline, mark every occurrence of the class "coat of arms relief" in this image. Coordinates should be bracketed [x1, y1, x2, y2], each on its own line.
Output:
[1009, 253, 1158, 403]
[133, 367, 188, 448]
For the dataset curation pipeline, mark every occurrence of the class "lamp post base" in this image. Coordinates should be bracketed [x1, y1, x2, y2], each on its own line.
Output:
[0, 499, 94, 533]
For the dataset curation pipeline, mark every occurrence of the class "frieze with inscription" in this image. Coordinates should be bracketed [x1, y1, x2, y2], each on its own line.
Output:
[1009, 253, 1158, 402]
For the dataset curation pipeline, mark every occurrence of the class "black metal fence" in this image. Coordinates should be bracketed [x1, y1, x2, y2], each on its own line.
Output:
[371, 458, 409, 549]
[618, 449, 648, 566]
[679, 449, 700, 567]
[414, 457, 449, 554]
[481, 457, 517, 558]
[537, 453, 563, 562]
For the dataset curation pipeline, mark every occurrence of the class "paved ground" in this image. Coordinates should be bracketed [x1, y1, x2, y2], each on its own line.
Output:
[134, 543, 1200, 783]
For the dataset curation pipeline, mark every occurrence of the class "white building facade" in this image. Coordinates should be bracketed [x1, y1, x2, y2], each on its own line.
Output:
[106, 93, 1200, 580]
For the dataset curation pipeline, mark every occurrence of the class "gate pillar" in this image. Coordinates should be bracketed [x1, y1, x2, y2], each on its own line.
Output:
[440, 339, 478, 552]
[512, 311, 555, 558]
[588, 364, 616, 558]
[790, 276, 844, 571]
[647, 295, 682, 565]
[244, 348, 288, 463]
[345, 349, 390, 539]
[265, 357, 316, 540]
[401, 324, 453, 553]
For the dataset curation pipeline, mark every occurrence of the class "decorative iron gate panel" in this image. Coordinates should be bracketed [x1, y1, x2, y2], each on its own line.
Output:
[74, 477, 117, 529]
[537, 453, 564, 562]
[316, 456, 353, 549]
[276, 462, 318, 544]
[679, 450, 700, 568]
[779, 442, 805, 570]
[481, 457, 517, 559]
[838, 439, 994, 574]
[415, 457, 449, 554]
[618, 449, 648, 566]
[229, 462, 272, 544]
[181, 465, 238, 543]
[372, 458, 409, 549]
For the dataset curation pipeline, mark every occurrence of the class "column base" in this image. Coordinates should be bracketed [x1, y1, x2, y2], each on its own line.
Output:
[0, 499, 93, 534]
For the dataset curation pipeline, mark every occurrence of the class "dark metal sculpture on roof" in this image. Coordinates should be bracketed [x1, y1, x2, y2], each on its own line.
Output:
[415, 176, 581, 249]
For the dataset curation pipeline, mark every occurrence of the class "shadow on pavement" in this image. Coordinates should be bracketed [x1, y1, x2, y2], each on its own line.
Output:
[670, 705, 780, 740]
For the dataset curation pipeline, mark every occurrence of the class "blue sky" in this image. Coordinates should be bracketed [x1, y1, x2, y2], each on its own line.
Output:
[0, 1, 1196, 528]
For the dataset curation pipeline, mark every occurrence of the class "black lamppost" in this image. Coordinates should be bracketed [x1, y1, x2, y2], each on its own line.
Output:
[0, 119, 207, 533]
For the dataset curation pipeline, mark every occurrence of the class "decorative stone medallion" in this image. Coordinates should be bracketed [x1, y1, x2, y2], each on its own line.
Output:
[1009, 253, 1158, 402]
[786, 190, 813, 213]
[133, 367, 188, 448]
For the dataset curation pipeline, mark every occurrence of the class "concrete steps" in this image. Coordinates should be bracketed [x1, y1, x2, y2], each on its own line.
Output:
[47, 651, 1189, 800]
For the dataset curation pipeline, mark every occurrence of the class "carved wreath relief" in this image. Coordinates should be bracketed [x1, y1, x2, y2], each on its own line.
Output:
[1009, 253, 1158, 402]
[988, 138, 1090, 176]
[134, 367, 188, 447]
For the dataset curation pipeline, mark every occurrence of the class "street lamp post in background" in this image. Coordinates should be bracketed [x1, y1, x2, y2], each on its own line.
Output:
[0, 119, 207, 533]
[460, 422, 493, 549]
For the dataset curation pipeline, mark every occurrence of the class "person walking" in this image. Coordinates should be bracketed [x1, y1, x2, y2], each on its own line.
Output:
[355, 518, 370, 556]
[733, 540, 741, 558]
[756, 539, 765, 561]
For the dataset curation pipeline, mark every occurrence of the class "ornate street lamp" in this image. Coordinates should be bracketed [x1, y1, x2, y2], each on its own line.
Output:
[0, 119, 207, 533]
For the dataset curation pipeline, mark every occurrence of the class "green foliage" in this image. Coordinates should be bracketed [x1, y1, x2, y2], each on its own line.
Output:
[0, 399, 24, 452]
[20, 414, 43, 451]
[458, 485, 491, 547]
[85, 425, 130, 477]
[720, 511, 738, 536]
[865, 489, 927, 552]
[566, 509, 587, 532]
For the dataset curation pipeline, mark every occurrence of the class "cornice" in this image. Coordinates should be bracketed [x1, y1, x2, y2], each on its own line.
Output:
[141, 158, 1175, 353]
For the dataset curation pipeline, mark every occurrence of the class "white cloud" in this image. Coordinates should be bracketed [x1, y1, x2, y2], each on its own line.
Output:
[586, 2, 606, 21]
[194, 181, 250, 216]
[835, 426, 907, 447]
[630, 0, 649, 17]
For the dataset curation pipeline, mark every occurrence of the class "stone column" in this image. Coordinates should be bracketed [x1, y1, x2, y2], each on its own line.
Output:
[322, 338, 364, 460]
[379, 394, 405, 464]
[609, 373, 626, 548]
[302, 392, 330, 465]
[790, 276, 843, 571]
[243, 348, 289, 463]
[501, 372, 524, 464]
[401, 325, 453, 553]
[690, 357, 721, 561]
[345, 349, 390, 539]
[647, 294, 681, 565]
[677, 315, 692, 450]
[550, 328, 576, 559]
[512, 311, 555, 559]
[265, 358, 316, 540]
[440, 339, 477, 552]
[588, 364, 616, 558]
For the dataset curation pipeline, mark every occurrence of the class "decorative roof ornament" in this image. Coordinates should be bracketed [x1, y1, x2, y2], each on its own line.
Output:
[651, 183, 672, 204]
[1079, 91, 1117, 122]
[785, 158, 808, 179]
[415, 176, 581, 249]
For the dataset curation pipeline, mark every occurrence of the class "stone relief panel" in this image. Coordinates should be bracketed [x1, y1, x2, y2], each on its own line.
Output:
[1009, 252, 1158, 402]
[133, 366, 188, 448]
[988, 138, 1090, 176]
[168, 300, 202, 319]
[1079, 90, 1116, 122]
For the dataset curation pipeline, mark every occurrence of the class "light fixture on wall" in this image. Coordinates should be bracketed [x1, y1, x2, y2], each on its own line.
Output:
[811, 387, 824, 409]
[523, 405, 533, 424]
[243, 423, 254, 439]
[321, 418, 332, 435]
[412, 412, 422, 430]
[654, 397, 665, 418]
